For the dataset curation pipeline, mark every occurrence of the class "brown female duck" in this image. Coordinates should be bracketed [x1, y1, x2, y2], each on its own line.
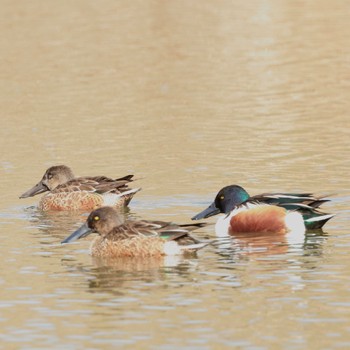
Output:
[20, 165, 140, 211]
[62, 206, 208, 257]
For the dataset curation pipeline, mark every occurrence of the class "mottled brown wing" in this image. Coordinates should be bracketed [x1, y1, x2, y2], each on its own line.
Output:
[105, 220, 179, 240]
[128, 220, 175, 237]
[88, 175, 134, 194]
[109, 220, 206, 245]
[51, 175, 134, 194]
[86, 174, 134, 184]
[51, 178, 100, 193]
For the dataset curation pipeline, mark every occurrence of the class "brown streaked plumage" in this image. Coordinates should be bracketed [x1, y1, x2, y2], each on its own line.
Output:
[62, 206, 208, 257]
[20, 165, 140, 211]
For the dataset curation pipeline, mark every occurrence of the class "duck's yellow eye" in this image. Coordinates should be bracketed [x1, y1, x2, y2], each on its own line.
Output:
[94, 216, 100, 221]
[220, 195, 225, 200]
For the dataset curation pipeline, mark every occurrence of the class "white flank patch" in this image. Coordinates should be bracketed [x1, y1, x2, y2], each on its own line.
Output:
[215, 214, 232, 237]
[285, 211, 305, 233]
[103, 188, 141, 206]
[102, 193, 121, 206]
[163, 241, 181, 255]
[285, 212, 306, 246]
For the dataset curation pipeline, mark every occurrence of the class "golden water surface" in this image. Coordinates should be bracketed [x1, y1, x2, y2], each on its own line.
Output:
[0, 1, 349, 349]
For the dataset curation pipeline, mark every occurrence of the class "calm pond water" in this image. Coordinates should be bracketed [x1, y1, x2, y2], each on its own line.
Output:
[0, 1, 349, 349]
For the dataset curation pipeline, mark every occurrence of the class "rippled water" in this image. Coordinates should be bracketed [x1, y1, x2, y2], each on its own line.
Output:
[0, 1, 349, 349]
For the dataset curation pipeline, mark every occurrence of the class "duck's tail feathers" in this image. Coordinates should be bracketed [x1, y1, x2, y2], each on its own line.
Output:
[163, 241, 209, 255]
[305, 213, 335, 230]
[180, 242, 210, 252]
[179, 222, 209, 231]
[119, 187, 141, 197]
[119, 187, 141, 207]
[115, 174, 135, 182]
[307, 199, 330, 208]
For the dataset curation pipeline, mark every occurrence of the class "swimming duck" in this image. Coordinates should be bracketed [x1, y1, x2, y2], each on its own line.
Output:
[62, 206, 208, 257]
[192, 185, 334, 236]
[20, 165, 140, 211]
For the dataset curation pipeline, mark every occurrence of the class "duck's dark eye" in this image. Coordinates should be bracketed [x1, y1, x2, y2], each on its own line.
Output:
[47, 173, 53, 179]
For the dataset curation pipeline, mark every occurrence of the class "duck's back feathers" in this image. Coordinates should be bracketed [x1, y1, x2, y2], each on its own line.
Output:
[250, 192, 327, 205]
[107, 221, 207, 244]
[51, 174, 134, 194]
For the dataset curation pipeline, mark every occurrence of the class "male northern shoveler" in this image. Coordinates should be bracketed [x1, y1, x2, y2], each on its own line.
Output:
[20, 165, 140, 211]
[192, 185, 334, 236]
[62, 206, 208, 257]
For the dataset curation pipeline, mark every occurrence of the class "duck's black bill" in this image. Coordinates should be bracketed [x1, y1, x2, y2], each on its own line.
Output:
[191, 202, 220, 220]
[61, 223, 92, 244]
[20, 181, 47, 198]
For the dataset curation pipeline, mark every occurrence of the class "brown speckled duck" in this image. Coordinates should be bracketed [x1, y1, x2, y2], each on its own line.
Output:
[62, 206, 208, 257]
[20, 165, 140, 211]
